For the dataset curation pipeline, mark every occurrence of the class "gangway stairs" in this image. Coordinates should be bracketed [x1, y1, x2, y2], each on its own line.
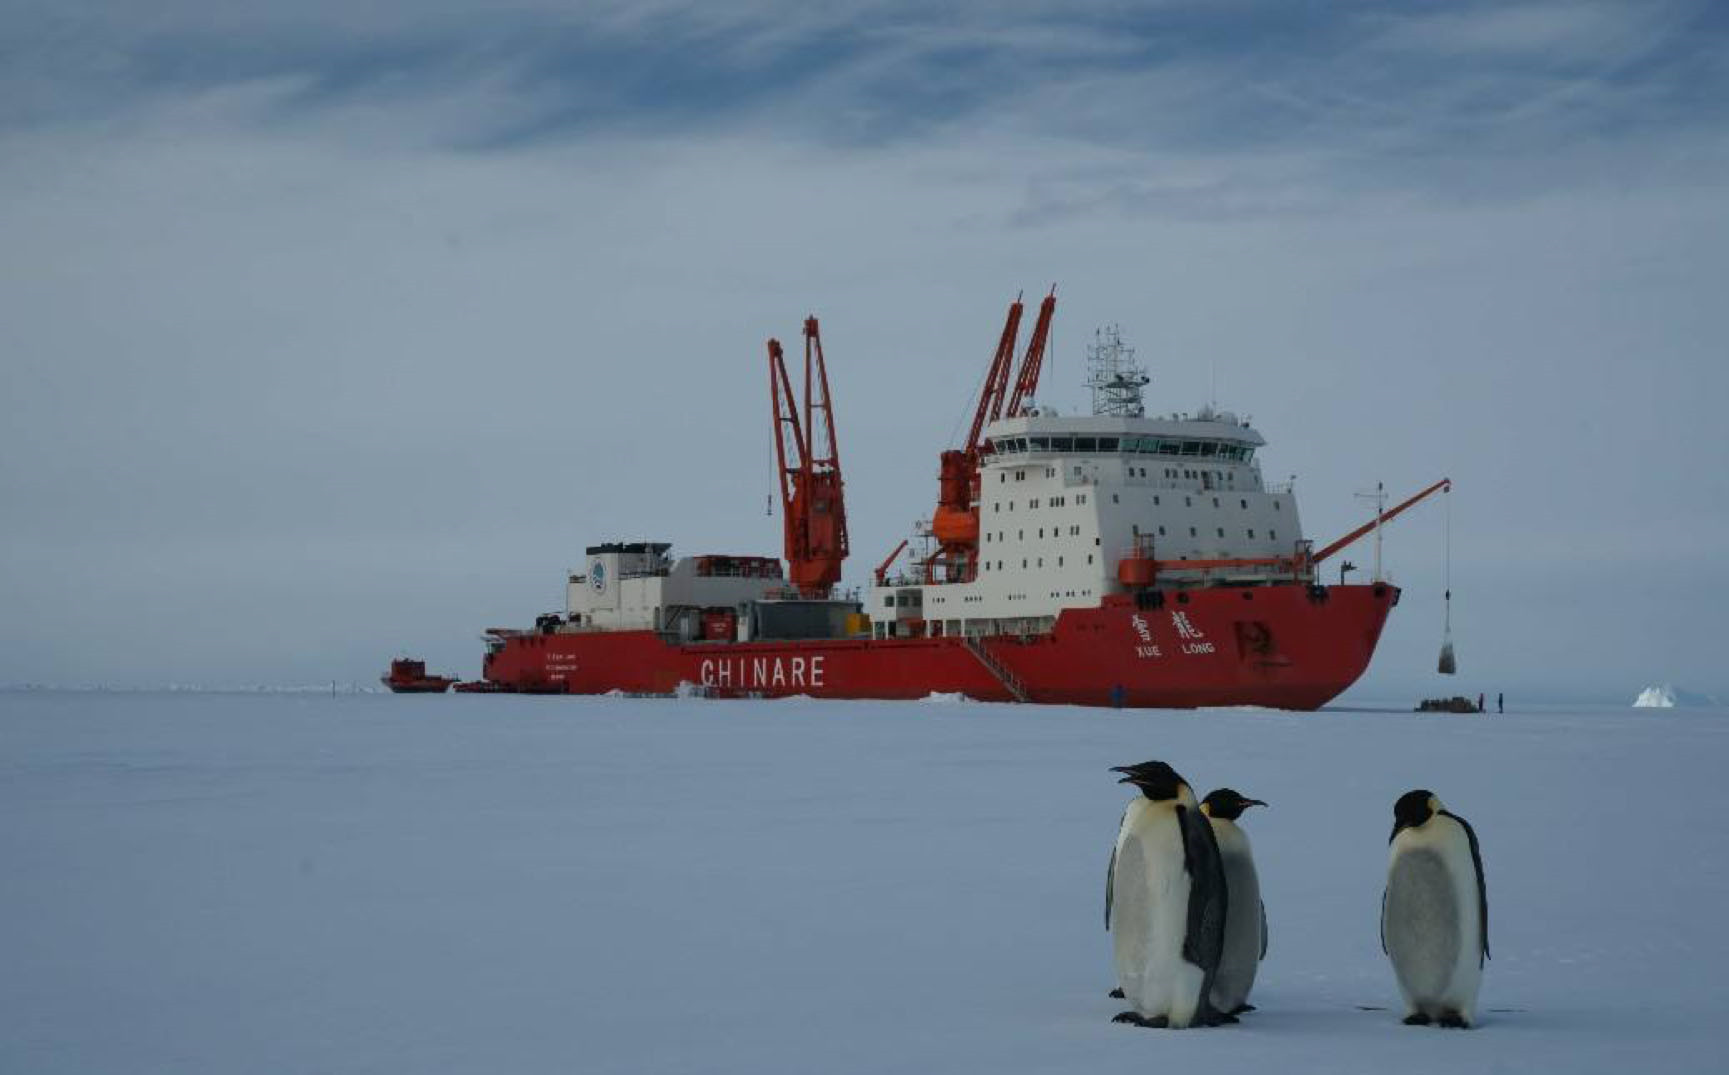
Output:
[963, 635, 1030, 703]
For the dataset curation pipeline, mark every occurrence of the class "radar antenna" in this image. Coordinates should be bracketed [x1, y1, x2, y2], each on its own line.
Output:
[1085, 325, 1150, 417]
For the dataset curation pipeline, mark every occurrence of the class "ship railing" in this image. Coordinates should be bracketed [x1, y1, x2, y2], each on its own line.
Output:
[694, 566, 785, 580]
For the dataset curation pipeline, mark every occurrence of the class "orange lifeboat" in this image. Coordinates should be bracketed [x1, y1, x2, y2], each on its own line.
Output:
[931, 504, 979, 545]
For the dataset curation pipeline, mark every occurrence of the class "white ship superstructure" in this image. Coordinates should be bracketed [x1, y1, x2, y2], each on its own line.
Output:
[871, 408, 1304, 639]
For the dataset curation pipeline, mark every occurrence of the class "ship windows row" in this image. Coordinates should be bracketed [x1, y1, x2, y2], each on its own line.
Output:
[993, 494, 1089, 512]
[1145, 493, 1281, 514]
[987, 435, 1256, 461]
[984, 525, 1086, 544]
[982, 554, 1095, 572]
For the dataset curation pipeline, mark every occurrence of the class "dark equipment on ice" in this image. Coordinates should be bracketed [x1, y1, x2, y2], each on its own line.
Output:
[1437, 483, 1457, 675]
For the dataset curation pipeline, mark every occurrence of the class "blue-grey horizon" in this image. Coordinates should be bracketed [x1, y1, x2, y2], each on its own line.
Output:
[2, 1, 1725, 701]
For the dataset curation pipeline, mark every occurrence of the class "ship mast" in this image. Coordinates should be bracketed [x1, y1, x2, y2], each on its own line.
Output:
[768, 317, 849, 598]
[1084, 325, 1150, 417]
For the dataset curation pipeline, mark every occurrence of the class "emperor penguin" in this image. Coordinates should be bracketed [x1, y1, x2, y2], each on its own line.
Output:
[1381, 789, 1489, 1028]
[1200, 788, 1268, 1015]
[1104, 760, 1230, 1028]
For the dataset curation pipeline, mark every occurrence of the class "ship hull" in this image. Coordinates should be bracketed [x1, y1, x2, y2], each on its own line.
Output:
[383, 680, 455, 694]
[477, 582, 1397, 711]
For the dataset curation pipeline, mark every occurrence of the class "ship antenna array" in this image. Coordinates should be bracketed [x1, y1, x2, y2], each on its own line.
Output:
[1085, 324, 1150, 417]
[1354, 481, 1388, 582]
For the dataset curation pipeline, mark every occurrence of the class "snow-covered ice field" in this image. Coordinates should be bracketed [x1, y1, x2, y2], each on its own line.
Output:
[3, 691, 1726, 1074]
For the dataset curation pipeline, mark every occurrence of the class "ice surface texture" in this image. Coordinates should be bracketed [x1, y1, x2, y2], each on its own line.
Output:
[3, 692, 1726, 1073]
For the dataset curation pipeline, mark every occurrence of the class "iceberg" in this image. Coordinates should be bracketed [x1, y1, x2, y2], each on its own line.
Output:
[1633, 685, 1676, 708]
[1633, 684, 1721, 708]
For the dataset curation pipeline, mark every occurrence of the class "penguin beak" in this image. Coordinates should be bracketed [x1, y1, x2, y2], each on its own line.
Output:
[1244, 798, 1268, 808]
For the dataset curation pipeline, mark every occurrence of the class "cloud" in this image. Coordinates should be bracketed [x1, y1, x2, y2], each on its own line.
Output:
[0, 1, 1725, 694]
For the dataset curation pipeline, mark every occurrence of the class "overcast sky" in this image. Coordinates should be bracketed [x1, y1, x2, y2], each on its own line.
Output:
[2, 1, 1725, 700]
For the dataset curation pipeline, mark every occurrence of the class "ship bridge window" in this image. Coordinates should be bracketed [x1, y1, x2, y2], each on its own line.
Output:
[1028, 437, 1049, 451]
[1075, 437, 1096, 452]
[1181, 441, 1202, 455]
[1051, 436, 1074, 451]
[1098, 438, 1118, 451]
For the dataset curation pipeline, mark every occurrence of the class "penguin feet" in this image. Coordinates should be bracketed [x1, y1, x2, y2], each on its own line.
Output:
[1231, 1003, 1257, 1014]
[1402, 1013, 1433, 1026]
[1437, 1011, 1471, 1029]
[1112, 1011, 1169, 1028]
[1204, 1011, 1240, 1027]
[1108, 988, 1125, 999]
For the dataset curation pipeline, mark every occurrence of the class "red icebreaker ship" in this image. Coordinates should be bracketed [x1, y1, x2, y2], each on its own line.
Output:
[469, 299, 1447, 709]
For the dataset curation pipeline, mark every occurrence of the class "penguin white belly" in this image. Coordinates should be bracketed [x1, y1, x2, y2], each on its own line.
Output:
[1384, 819, 1483, 1023]
[1112, 804, 1205, 1027]
[1209, 822, 1261, 1014]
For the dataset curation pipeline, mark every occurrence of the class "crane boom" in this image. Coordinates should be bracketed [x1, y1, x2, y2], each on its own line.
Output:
[1005, 288, 1056, 417]
[873, 539, 909, 585]
[922, 294, 1034, 585]
[768, 318, 849, 597]
[1309, 479, 1450, 565]
[968, 296, 1023, 451]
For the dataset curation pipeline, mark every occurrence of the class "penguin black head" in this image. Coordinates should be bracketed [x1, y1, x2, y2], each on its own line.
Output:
[1200, 788, 1267, 820]
[1109, 760, 1192, 803]
[1392, 789, 1442, 838]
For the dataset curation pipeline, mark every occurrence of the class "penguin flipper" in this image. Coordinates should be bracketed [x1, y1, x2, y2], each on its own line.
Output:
[1105, 841, 1117, 931]
[1260, 899, 1268, 960]
[1442, 809, 1490, 964]
[1176, 804, 1228, 972]
[1379, 888, 1388, 954]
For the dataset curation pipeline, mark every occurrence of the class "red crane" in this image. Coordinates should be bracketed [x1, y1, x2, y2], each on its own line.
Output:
[769, 317, 849, 597]
[924, 289, 1057, 583]
[1004, 288, 1057, 418]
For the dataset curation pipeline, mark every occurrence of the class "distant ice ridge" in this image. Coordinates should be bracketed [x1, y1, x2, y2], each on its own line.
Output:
[1633, 684, 1721, 708]
[919, 691, 974, 704]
